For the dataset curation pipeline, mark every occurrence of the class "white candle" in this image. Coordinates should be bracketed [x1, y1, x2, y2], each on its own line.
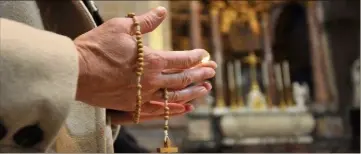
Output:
[274, 64, 283, 90]
[234, 60, 242, 88]
[282, 61, 291, 87]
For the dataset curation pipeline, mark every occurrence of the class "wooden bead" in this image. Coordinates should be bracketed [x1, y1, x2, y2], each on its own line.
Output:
[138, 48, 144, 53]
[137, 40, 143, 44]
[137, 43, 143, 49]
[165, 111, 170, 115]
[138, 62, 144, 67]
[136, 71, 143, 76]
[164, 116, 169, 120]
[137, 57, 144, 61]
[137, 67, 143, 72]
[134, 22, 140, 26]
[164, 107, 170, 111]
[127, 13, 135, 17]
[138, 52, 144, 57]
[137, 84, 142, 88]
[135, 31, 141, 35]
[164, 126, 169, 130]
[136, 35, 141, 40]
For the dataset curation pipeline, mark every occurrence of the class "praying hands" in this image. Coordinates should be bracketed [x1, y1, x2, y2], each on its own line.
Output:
[74, 6, 216, 124]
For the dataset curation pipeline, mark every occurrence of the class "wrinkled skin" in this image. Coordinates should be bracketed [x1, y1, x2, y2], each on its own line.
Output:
[74, 7, 217, 124]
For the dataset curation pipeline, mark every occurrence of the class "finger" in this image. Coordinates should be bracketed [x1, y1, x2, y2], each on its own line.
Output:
[161, 61, 217, 74]
[124, 6, 167, 34]
[110, 104, 194, 125]
[152, 82, 212, 103]
[193, 61, 218, 69]
[141, 101, 185, 115]
[157, 67, 215, 89]
[157, 49, 210, 69]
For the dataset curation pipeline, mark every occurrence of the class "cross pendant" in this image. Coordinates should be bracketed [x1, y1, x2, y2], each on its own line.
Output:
[157, 138, 178, 153]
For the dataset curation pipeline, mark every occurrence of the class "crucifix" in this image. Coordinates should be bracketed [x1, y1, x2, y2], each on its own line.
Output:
[157, 137, 178, 153]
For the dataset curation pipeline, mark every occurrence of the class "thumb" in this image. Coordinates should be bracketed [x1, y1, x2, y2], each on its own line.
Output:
[125, 6, 167, 35]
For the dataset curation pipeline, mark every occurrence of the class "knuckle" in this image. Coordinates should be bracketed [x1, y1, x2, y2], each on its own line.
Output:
[169, 91, 180, 102]
[183, 56, 194, 68]
[142, 16, 154, 31]
[146, 52, 166, 69]
[180, 73, 193, 87]
[107, 18, 123, 28]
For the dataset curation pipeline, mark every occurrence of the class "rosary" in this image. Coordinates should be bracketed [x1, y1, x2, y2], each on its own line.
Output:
[127, 13, 178, 153]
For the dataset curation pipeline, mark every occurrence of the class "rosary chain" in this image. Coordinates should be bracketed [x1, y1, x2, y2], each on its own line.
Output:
[127, 13, 170, 129]
[163, 88, 170, 142]
[127, 13, 144, 124]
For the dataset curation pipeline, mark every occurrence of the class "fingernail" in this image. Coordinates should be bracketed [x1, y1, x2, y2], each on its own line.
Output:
[155, 6, 166, 17]
[196, 86, 208, 92]
[200, 50, 210, 59]
[185, 104, 194, 112]
[203, 82, 212, 91]
[206, 68, 216, 77]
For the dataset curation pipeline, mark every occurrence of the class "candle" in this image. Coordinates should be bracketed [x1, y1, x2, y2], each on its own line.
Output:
[274, 64, 283, 90]
[262, 61, 269, 86]
[234, 60, 242, 88]
[282, 61, 291, 87]
[227, 61, 235, 91]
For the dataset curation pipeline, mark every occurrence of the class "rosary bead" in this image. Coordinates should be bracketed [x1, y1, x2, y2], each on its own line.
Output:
[138, 48, 144, 53]
[137, 84, 142, 88]
[127, 13, 135, 17]
[137, 43, 143, 49]
[138, 52, 144, 57]
[164, 116, 169, 120]
[137, 57, 144, 62]
[137, 40, 143, 44]
[136, 35, 142, 40]
[136, 71, 143, 76]
[165, 111, 170, 115]
[138, 62, 144, 67]
[164, 126, 169, 130]
[137, 67, 144, 72]
[135, 31, 141, 35]
[164, 107, 170, 111]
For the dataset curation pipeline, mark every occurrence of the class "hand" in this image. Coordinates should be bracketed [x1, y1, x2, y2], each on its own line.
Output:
[74, 7, 216, 121]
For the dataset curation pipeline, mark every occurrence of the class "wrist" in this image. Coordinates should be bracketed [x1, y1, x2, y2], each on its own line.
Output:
[75, 44, 89, 102]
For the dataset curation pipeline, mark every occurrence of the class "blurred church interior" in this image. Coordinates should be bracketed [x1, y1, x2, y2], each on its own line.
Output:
[95, 0, 360, 153]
